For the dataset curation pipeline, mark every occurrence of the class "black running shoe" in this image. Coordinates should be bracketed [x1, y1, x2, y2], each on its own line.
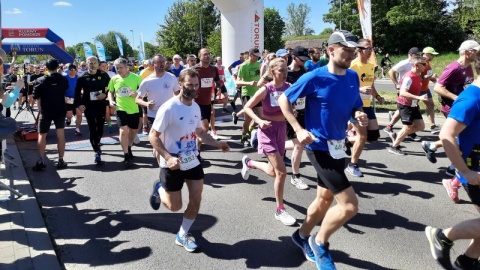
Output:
[425, 226, 454, 270]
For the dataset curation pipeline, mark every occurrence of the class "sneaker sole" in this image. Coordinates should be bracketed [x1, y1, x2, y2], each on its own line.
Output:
[425, 226, 440, 260]
[291, 233, 315, 262]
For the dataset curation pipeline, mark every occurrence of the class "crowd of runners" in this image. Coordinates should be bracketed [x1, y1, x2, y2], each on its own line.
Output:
[1, 29, 480, 270]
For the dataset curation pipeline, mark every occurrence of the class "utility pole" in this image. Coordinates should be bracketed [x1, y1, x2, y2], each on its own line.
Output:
[339, 0, 342, 30]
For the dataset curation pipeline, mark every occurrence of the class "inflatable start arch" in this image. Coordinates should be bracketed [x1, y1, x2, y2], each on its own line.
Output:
[211, 0, 264, 68]
[1, 28, 73, 64]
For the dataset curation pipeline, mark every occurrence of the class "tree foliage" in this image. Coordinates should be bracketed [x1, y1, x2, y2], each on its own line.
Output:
[264, 8, 285, 51]
[323, 0, 465, 54]
[157, 0, 220, 57]
[94, 31, 134, 60]
[206, 28, 222, 57]
[285, 3, 312, 37]
[451, 0, 480, 39]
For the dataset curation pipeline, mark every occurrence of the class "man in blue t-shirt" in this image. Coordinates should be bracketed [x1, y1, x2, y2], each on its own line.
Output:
[64, 64, 82, 132]
[279, 30, 367, 269]
[425, 51, 480, 270]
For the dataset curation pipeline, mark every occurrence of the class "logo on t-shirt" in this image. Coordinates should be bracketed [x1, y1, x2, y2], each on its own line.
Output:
[163, 82, 171, 89]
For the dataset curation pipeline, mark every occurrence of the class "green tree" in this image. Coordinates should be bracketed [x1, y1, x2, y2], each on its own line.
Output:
[452, 0, 480, 39]
[94, 31, 133, 60]
[264, 7, 285, 50]
[144, 41, 160, 59]
[320, 27, 334, 36]
[285, 3, 312, 37]
[206, 28, 222, 57]
[157, 0, 220, 57]
[322, 0, 464, 54]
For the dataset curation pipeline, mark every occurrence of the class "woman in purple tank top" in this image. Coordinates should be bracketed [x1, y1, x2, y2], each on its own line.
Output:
[239, 58, 297, 226]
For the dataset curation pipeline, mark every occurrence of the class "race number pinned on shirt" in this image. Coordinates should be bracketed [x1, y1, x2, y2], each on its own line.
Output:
[65, 97, 74, 104]
[296, 97, 306, 110]
[179, 151, 200, 171]
[90, 91, 101, 100]
[327, 139, 347, 159]
[201, 78, 213, 88]
[270, 91, 281, 107]
[118, 87, 131, 97]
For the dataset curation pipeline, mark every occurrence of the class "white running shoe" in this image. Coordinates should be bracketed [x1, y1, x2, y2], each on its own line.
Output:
[133, 135, 140, 145]
[241, 155, 250, 180]
[275, 209, 296, 226]
[290, 176, 309, 190]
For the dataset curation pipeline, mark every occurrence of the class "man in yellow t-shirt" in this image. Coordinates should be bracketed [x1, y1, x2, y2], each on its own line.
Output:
[346, 39, 385, 177]
[108, 57, 143, 165]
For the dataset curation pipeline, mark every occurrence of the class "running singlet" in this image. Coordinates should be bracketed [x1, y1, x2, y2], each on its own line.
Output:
[263, 82, 289, 117]
[108, 72, 142, 114]
[350, 59, 375, 107]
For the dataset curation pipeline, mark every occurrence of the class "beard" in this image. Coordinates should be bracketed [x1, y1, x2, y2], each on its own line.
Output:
[182, 86, 198, 100]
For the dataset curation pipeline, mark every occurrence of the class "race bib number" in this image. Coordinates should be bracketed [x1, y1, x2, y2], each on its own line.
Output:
[179, 151, 200, 171]
[201, 78, 213, 88]
[270, 91, 280, 107]
[90, 91, 101, 101]
[296, 97, 306, 110]
[328, 139, 347, 159]
[65, 97, 74, 104]
[118, 87, 131, 97]
[411, 100, 418, 107]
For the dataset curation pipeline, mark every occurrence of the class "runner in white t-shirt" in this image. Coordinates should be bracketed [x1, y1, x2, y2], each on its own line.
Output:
[136, 55, 180, 123]
[148, 68, 230, 253]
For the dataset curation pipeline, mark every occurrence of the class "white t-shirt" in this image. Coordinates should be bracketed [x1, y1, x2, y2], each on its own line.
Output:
[392, 59, 412, 82]
[137, 72, 179, 118]
[152, 97, 202, 169]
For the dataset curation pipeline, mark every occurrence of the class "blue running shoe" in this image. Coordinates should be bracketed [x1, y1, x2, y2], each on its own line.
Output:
[149, 180, 162, 210]
[94, 152, 101, 164]
[175, 232, 198, 252]
[309, 235, 336, 270]
[291, 229, 315, 262]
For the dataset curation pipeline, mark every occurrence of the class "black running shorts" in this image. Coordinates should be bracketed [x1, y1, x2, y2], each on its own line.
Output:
[159, 163, 204, 192]
[305, 149, 351, 194]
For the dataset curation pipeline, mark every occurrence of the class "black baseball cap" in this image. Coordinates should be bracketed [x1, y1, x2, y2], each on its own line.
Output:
[328, 30, 363, 48]
[46, 59, 59, 71]
[292, 46, 310, 61]
[408, 47, 422, 55]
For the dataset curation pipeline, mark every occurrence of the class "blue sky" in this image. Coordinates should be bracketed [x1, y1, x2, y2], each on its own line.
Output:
[1, 0, 334, 48]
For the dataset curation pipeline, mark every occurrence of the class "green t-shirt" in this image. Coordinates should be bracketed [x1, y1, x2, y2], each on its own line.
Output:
[238, 61, 261, 97]
[108, 72, 142, 114]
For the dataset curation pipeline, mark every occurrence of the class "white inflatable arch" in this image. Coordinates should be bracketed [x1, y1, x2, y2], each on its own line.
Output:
[211, 0, 264, 68]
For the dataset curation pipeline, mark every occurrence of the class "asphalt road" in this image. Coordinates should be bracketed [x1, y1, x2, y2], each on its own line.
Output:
[14, 105, 475, 270]
[375, 78, 436, 93]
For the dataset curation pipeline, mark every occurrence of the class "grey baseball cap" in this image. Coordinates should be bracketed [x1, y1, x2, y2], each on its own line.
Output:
[327, 30, 363, 48]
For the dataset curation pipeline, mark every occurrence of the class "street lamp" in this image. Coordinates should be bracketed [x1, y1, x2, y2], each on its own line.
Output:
[130, 30, 134, 57]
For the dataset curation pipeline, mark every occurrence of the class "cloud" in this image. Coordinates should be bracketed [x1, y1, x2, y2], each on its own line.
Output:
[5, 8, 23, 14]
[53, 1, 72, 6]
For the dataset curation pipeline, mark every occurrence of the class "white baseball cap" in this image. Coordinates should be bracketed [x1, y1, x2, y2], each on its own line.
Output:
[458, 40, 480, 51]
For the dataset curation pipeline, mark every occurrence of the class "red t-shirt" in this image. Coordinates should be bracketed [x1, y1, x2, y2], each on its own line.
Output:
[397, 71, 422, 107]
[193, 64, 220, 105]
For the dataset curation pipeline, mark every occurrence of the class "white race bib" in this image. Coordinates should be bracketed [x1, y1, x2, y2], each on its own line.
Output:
[118, 87, 131, 97]
[328, 139, 347, 159]
[179, 151, 200, 171]
[270, 91, 280, 107]
[90, 91, 101, 101]
[296, 97, 306, 110]
[65, 97, 74, 104]
[201, 78, 213, 88]
[411, 100, 418, 107]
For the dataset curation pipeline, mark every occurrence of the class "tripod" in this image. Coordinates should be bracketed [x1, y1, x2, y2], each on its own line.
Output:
[14, 98, 37, 121]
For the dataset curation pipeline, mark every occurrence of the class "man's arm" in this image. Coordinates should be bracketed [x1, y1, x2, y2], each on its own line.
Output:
[149, 128, 180, 170]
[235, 76, 257, 87]
[434, 83, 457, 101]
[196, 127, 229, 152]
[388, 68, 398, 87]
